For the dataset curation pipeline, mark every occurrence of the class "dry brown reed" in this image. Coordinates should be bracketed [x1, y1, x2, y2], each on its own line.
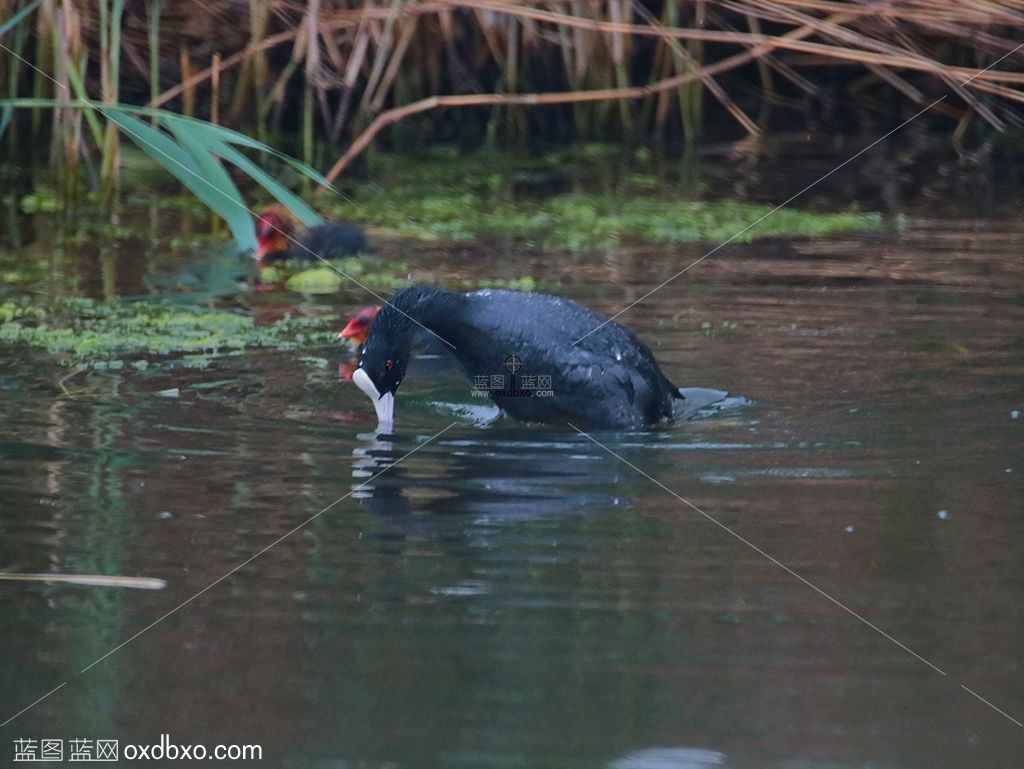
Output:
[9, 0, 1024, 184]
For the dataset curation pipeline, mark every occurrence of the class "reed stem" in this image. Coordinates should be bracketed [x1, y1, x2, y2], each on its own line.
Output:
[148, 0, 161, 125]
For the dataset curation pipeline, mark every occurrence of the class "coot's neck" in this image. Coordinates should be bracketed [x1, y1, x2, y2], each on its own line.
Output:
[381, 285, 466, 347]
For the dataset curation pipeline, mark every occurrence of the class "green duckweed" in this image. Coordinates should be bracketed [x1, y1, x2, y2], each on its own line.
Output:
[0, 297, 337, 365]
[328, 148, 882, 251]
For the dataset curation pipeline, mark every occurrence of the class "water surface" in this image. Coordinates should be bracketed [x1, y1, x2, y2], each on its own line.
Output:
[1, 212, 1023, 768]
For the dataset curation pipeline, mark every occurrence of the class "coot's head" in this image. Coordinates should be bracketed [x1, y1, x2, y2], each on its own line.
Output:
[352, 307, 412, 428]
[350, 286, 458, 428]
[254, 204, 297, 260]
[339, 305, 381, 346]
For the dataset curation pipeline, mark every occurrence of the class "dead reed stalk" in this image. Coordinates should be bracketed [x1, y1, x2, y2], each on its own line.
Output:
[6, 0, 1024, 190]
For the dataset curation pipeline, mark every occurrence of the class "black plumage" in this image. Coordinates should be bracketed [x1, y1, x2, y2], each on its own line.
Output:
[356, 285, 687, 429]
[289, 221, 368, 261]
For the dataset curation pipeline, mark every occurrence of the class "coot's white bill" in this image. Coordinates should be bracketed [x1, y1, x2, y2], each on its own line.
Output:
[352, 367, 394, 428]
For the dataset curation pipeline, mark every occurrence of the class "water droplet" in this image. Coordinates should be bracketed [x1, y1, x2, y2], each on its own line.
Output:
[1012, 410, 1020, 419]
[159, 511, 173, 520]
[844, 525, 855, 533]
[937, 509, 949, 520]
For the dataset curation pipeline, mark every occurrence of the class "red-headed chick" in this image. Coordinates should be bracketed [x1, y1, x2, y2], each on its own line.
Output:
[254, 204, 369, 263]
[254, 204, 295, 262]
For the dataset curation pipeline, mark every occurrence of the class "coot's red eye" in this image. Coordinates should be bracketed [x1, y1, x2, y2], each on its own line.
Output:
[385, 360, 393, 370]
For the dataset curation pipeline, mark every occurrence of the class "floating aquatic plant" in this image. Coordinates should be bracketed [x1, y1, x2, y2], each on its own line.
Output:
[0, 297, 337, 365]
[331, 148, 883, 252]
[284, 267, 346, 294]
[274, 257, 542, 296]
[0, 277, 549, 364]
[257, 256, 409, 295]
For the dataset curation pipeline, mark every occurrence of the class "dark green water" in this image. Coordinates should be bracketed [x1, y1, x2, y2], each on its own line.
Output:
[1, 213, 1023, 767]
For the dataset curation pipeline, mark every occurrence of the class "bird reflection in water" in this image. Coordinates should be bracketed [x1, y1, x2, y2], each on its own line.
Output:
[347, 428, 631, 529]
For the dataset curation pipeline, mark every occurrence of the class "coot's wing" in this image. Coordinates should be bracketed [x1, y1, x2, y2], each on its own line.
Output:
[458, 289, 678, 426]
[568, 306, 681, 419]
[556, 341, 675, 427]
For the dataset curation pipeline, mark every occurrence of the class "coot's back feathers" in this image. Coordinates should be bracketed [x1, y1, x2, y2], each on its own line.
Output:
[461, 289, 680, 428]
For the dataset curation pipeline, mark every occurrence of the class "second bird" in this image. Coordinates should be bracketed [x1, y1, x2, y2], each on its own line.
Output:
[255, 204, 369, 263]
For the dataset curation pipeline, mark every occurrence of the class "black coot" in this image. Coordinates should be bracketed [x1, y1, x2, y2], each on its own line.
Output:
[255, 205, 368, 262]
[351, 285, 696, 430]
